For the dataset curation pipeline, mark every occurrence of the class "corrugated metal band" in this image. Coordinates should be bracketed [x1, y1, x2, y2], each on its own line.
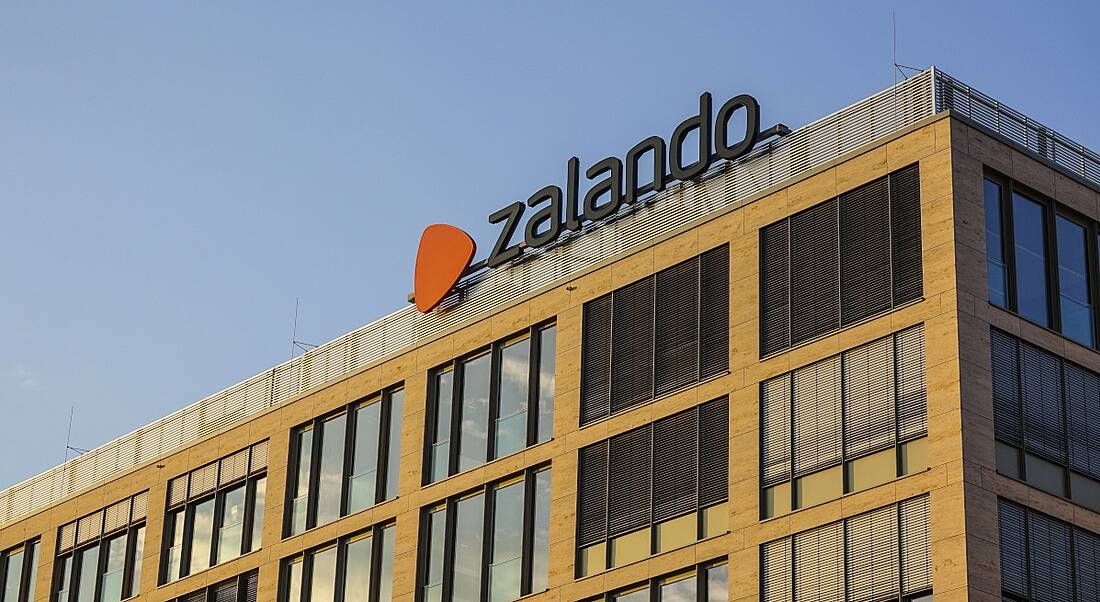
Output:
[1, 67, 1064, 528]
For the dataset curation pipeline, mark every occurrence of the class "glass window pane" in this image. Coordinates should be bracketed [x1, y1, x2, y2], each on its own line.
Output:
[2, 550, 23, 602]
[609, 528, 649, 568]
[531, 469, 551, 593]
[845, 447, 897, 493]
[900, 437, 929, 476]
[453, 494, 485, 602]
[656, 514, 696, 553]
[763, 482, 791, 519]
[316, 415, 347, 526]
[537, 326, 556, 443]
[578, 543, 605, 578]
[1025, 453, 1066, 496]
[250, 478, 266, 551]
[794, 465, 843, 509]
[459, 354, 491, 472]
[430, 371, 454, 483]
[190, 498, 215, 574]
[996, 441, 1022, 480]
[377, 524, 395, 602]
[385, 391, 403, 501]
[985, 178, 1008, 307]
[75, 546, 99, 602]
[310, 546, 338, 602]
[496, 339, 530, 459]
[286, 558, 303, 602]
[217, 486, 246, 563]
[291, 428, 313, 535]
[658, 572, 695, 602]
[1013, 193, 1051, 326]
[25, 541, 39, 602]
[706, 563, 728, 602]
[128, 527, 143, 597]
[343, 534, 373, 602]
[611, 586, 647, 602]
[166, 510, 185, 581]
[1057, 216, 1094, 346]
[489, 481, 524, 602]
[56, 557, 71, 602]
[349, 402, 381, 513]
[702, 502, 728, 538]
[423, 509, 446, 602]
[99, 534, 127, 602]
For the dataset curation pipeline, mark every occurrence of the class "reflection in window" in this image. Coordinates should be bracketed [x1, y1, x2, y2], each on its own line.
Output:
[286, 387, 404, 536]
[1, 540, 38, 602]
[55, 495, 146, 602]
[419, 467, 552, 602]
[281, 523, 394, 602]
[171, 571, 257, 602]
[586, 561, 728, 601]
[426, 322, 556, 483]
[985, 178, 1008, 307]
[99, 534, 127, 602]
[190, 498, 215, 574]
[1057, 216, 1094, 347]
[1013, 192, 1051, 326]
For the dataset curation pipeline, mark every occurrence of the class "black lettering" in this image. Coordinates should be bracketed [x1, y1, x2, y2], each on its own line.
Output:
[564, 156, 583, 232]
[487, 201, 525, 268]
[524, 185, 562, 248]
[624, 135, 666, 205]
[669, 92, 712, 181]
[715, 94, 760, 161]
[582, 157, 623, 221]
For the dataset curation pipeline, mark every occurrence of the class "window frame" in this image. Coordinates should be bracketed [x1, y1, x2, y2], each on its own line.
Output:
[284, 385, 404, 536]
[984, 168, 1100, 347]
[173, 570, 257, 602]
[279, 523, 394, 602]
[415, 465, 551, 602]
[1, 540, 40, 602]
[583, 559, 728, 601]
[423, 321, 556, 485]
[54, 521, 144, 602]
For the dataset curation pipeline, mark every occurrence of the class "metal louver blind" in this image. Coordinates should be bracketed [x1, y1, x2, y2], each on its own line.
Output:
[845, 505, 899, 602]
[842, 336, 896, 458]
[168, 475, 188, 507]
[132, 490, 148, 520]
[899, 495, 931, 595]
[895, 325, 928, 441]
[607, 426, 652, 536]
[1066, 362, 1100, 480]
[761, 374, 792, 487]
[77, 512, 102, 545]
[991, 329, 1022, 444]
[183, 589, 208, 602]
[250, 440, 269, 471]
[793, 355, 842, 477]
[790, 199, 840, 345]
[1027, 508, 1074, 601]
[576, 442, 608, 546]
[698, 397, 729, 506]
[698, 244, 730, 379]
[761, 538, 792, 602]
[1075, 526, 1100, 601]
[214, 581, 238, 602]
[243, 571, 258, 602]
[59, 522, 76, 552]
[890, 164, 924, 304]
[581, 295, 613, 424]
[839, 177, 892, 325]
[793, 521, 844, 602]
[220, 449, 249, 485]
[1020, 343, 1067, 463]
[104, 500, 130, 533]
[655, 257, 700, 396]
[190, 462, 218, 497]
[653, 408, 697, 521]
[760, 221, 790, 356]
[998, 499, 1029, 597]
[610, 279, 655, 414]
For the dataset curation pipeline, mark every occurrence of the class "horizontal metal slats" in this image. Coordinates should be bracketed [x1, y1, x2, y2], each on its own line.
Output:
[698, 244, 729, 379]
[698, 397, 729, 507]
[652, 408, 697, 522]
[607, 426, 652, 536]
[654, 258, 700, 396]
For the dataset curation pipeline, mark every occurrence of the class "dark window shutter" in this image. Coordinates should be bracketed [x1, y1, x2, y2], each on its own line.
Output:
[842, 336, 896, 458]
[243, 572, 257, 602]
[655, 257, 700, 395]
[998, 499, 1029, 597]
[699, 244, 729, 378]
[840, 177, 892, 325]
[652, 409, 698, 521]
[760, 221, 790, 356]
[214, 582, 237, 602]
[790, 199, 840, 345]
[899, 495, 932, 595]
[607, 426, 652, 537]
[610, 278, 654, 414]
[580, 295, 612, 425]
[845, 505, 899, 602]
[1075, 527, 1100, 602]
[792, 355, 842, 477]
[991, 329, 1022, 445]
[183, 590, 208, 602]
[698, 397, 729, 506]
[761, 375, 792, 487]
[890, 164, 923, 304]
[895, 324, 928, 442]
[1020, 343, 1067, 463]
[1066, 362, 1100, 480]
[1027, 509, 1074, 601]
[576, 442, 608, 546]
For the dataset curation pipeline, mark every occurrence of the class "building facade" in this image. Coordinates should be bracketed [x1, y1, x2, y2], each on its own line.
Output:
[2, 69, 1100, 602]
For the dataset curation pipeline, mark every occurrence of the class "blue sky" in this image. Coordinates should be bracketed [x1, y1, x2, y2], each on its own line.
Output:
[1, 1, 1098, 489]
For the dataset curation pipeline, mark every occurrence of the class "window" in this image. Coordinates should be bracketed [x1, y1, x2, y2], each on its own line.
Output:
[984, 173, 1099, 347]
[576, 398, 729, 577]
[991, 328, 1100, 511]
[1, 540, 39, 602]
[54, 492, 148, 602]
[759, 164, 923, 356]
[425, 323, 555, 483]
[281, 523, 395, 602]
[175, 571, 257, 602]
[580, 245, 729, 425]
[418, 466, 551, 602]
[761, 325, 928, 518]
[287, 386, 404, 535]
[582, 560, 728, 601]
[999, 498, 1100, 601]
[761, 496, 931, 602]
[161, 442, 269, 583]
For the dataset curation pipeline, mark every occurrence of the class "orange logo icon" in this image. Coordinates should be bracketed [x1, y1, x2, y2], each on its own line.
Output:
[414, 224, 477, 313]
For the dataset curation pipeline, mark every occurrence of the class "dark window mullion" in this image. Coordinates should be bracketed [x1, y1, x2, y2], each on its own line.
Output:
[441, 501, 457, 602]
[520, 471, 535, 596]
[307, 419, 323, 531]
[1089, 222, 1100, 350]
[341, 405, 356, 517]
[449, 362, 464, 478]
[121, 527, 137, 599]
[480, 484, 494, 601]
[333, 536, 347, 602]
[1047, 198, 1064, 333]
[1003, 179, 1020, 313]
[488, 343, 502, 461]
[301, 551, 315, 602]
[210, 490, 226, 568]
[368, 525, 383, 602]
[92, 539, 106, 602]
[376, 392, 392, 505]
[241, 478, 256, 555]
[180, 505, 196, 578]
[526, 326, 540, 447]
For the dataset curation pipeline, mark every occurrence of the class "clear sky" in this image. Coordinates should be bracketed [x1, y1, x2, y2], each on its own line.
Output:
[1, 0, 1098, 489]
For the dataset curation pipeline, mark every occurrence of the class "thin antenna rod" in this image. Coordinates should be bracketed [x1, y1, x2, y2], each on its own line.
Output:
[291, 297, 300, 361]
[63, 406, 89, 463]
